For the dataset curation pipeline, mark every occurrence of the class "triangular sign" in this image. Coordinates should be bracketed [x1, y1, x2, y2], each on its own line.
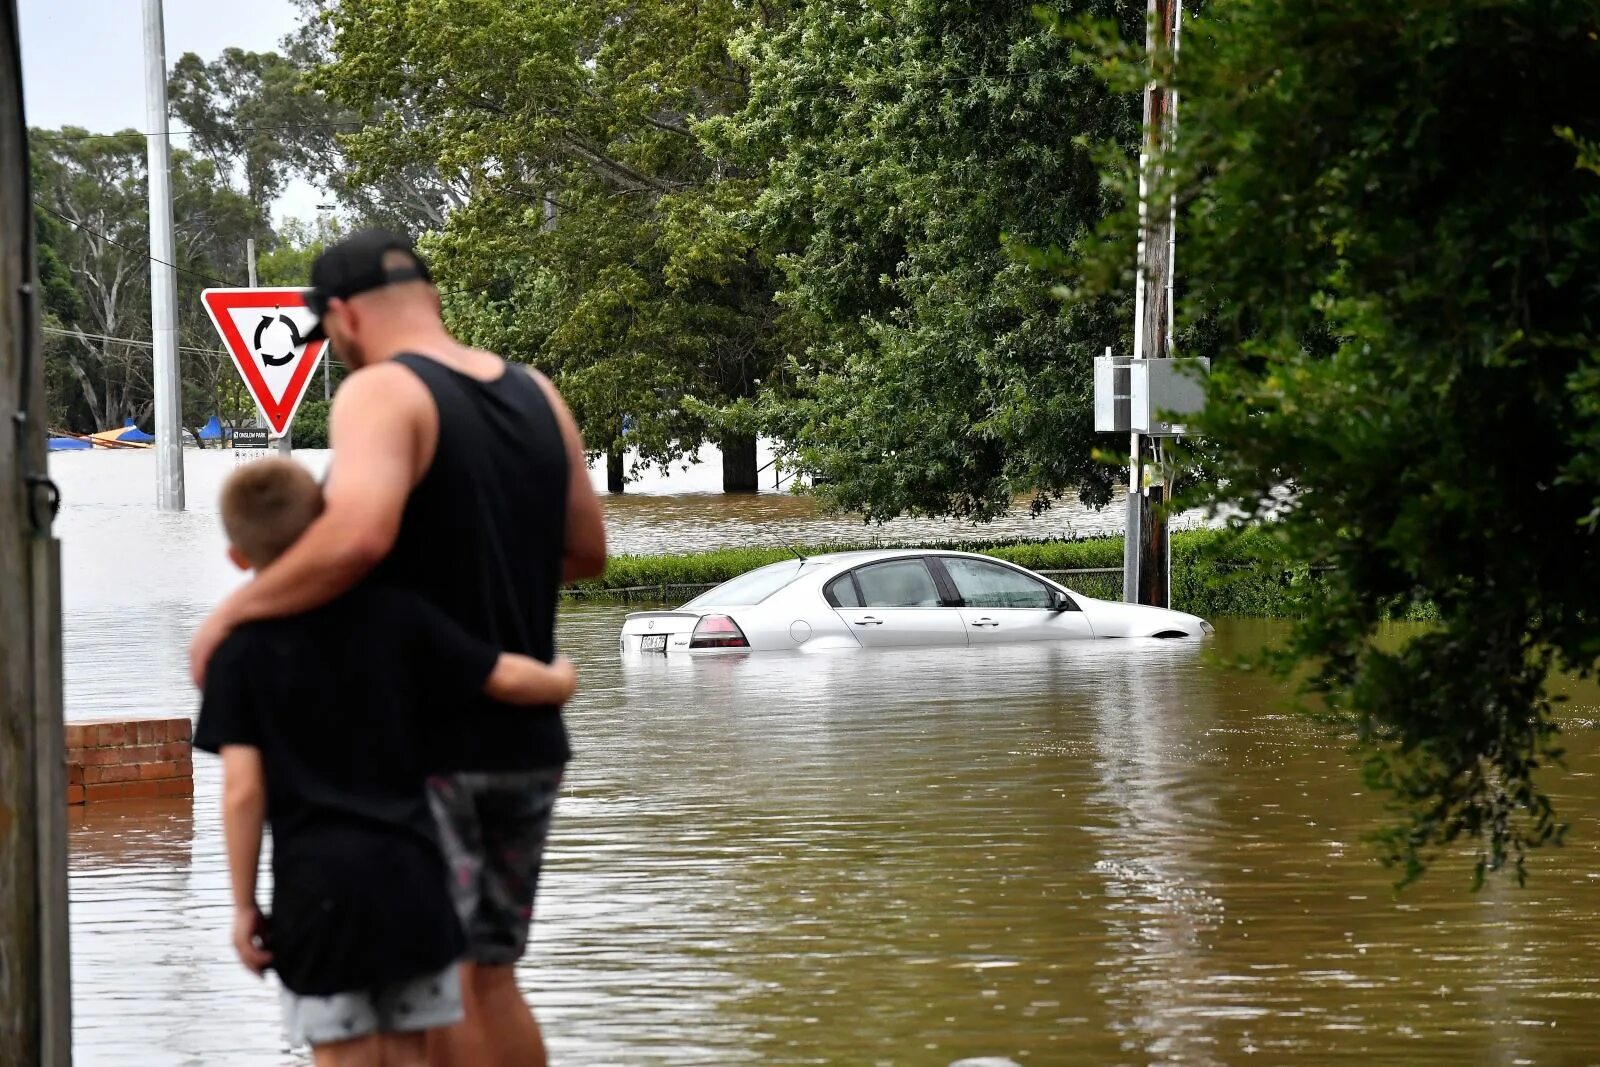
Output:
[200, 288, 328, 437]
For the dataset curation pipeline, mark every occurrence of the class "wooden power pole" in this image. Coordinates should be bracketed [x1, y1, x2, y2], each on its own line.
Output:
[1126, 0, 1182, 608]
[1, 0, 72, 1061]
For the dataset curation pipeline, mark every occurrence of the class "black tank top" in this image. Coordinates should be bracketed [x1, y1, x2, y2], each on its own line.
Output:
[372, 353, 571, 771]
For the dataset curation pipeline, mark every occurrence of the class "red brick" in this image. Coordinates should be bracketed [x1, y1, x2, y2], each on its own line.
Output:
[134, 721, 158, 744]
[66, 785, 85, 806]
[65, 762, 83, 786]
[170, 719, 193, 743]
[65, 746, 84, 765]
[155, 777, 193, 798]
[64, 725, 90, 749]
[93, 723, 127, 746]
[85, 764, 141, 785]
[83, 780, 162, 802]
[136, 760, 181, 781]
[159, 740, 192, 761]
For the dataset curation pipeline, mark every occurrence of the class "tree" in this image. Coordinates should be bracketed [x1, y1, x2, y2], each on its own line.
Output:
[312, 0, 787, 491]
[31, 128, 261, 435]
[169, 4, 467, 236]
[168, 48, 308, 221]
[713, 0, 1140, 520]
[1074, 0, 1600, 882]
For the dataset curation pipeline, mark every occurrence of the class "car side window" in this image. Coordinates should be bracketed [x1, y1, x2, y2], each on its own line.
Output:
[853, 560, 944, 608]
[941, 558, 1054, 610]
[825, 573, 863, 608]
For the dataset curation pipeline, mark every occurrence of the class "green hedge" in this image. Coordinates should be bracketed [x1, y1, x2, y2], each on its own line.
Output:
[292, 400, 330, 449]
[566, 527, 1325, 618]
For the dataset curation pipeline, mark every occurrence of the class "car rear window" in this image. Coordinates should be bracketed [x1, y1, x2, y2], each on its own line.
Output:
[684, 560, 808, 608]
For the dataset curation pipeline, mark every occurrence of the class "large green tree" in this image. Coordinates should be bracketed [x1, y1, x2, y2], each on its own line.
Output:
[312, 0, 785, 490]
[716, 0, 1139, 520]
[1074, 0, 1600, 882]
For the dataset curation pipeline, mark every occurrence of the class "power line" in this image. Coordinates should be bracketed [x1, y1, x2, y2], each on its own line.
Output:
[41, 324, 229, 358]
[33, 201, 244, 288]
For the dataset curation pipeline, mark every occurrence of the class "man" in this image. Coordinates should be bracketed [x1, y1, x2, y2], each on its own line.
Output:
[191, 230, 607, 1067]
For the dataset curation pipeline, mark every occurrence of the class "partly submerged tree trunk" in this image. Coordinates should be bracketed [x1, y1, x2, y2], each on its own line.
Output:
[607, 445, 625, 494]
[722, 433, 758, 494]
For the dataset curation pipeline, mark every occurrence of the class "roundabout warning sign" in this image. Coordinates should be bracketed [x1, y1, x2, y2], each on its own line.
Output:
[201, 288, 328, 436]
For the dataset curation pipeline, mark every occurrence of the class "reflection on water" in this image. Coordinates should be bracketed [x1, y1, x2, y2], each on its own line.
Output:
[52, 451, 1600, 1064]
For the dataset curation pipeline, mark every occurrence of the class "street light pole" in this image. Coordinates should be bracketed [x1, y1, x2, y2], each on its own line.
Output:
[142, 0, 184, 510]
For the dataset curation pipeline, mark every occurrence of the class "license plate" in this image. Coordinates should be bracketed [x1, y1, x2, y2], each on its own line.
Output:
[640, 634, 667, 653]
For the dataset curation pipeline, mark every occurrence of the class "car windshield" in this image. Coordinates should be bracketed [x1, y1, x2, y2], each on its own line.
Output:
[684, 560, 808, 608]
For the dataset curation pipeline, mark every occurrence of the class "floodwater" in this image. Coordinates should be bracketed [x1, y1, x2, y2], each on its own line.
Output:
[52, 449, 1600, 1064]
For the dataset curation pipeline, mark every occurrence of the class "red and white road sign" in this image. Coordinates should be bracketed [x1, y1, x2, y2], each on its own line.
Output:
[200, 288, 328, 437]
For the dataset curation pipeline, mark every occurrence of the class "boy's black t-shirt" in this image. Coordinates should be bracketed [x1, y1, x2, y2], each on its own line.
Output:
[194, 585, 499, 997]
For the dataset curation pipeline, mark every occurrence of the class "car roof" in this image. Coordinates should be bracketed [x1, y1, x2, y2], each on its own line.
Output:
[797, 548, 998, 568]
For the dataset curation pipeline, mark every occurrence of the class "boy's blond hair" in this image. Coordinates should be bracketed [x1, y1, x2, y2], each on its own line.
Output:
[219, 458, 324, 567]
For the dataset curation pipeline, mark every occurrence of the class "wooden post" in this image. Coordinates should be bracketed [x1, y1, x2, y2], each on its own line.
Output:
[2, 0, 71, 1060]
[1126, 0, 1181, 608]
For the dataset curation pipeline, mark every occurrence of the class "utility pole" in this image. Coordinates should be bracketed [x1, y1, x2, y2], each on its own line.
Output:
[143, 0, 184, 510]
[1126, 0, 1181, 608]
[3, 0, 72, 1060]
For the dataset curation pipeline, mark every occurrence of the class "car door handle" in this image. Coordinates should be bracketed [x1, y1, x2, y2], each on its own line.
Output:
[971, 618, 1000, 628]
[854, 616, 884, 626]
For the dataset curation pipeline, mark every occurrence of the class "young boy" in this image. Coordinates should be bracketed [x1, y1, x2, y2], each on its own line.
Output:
[194, 459, 576, 1067]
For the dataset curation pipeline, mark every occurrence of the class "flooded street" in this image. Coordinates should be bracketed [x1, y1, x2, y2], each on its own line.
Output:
[53, 450, 1600, 1064]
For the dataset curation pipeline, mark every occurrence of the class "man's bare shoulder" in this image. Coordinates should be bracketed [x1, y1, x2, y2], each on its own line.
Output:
[333, 360, 433, 413]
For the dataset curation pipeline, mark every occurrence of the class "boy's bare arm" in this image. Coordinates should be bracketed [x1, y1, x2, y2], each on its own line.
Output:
[484, 653, 578, 707]
[221, 745, 273, 975]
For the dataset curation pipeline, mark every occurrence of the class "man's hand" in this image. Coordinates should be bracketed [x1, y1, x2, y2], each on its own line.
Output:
[190, 604, 236, 688]
[232, 903, 272, 976]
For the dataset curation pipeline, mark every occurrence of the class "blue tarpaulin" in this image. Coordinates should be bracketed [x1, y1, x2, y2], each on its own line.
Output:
[117, 418, 155, 443]
[48, 437, 91, 451]
[198, 415, 224, 441]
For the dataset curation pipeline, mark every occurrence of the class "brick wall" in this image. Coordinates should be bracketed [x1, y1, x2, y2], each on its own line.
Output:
[64, 718, 194, 805]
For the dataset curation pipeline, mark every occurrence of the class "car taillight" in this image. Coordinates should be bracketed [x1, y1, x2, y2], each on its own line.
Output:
[689, 614, 750, 649]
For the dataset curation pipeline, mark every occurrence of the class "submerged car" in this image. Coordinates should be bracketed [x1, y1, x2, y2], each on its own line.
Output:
[619, 549, 1213, 654]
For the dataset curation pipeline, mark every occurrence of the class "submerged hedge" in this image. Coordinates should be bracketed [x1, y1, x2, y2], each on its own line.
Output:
[566, 527, 1326, 618]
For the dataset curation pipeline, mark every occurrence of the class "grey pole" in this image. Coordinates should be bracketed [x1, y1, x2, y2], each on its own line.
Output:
[142, 0, 184, 510]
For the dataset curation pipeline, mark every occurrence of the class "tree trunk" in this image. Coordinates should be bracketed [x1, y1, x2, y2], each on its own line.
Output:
[607, 445, 625, 494]
[721, 433, 758, 494]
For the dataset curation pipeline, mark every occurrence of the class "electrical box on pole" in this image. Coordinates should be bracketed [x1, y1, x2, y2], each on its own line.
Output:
[1095, 355, 1209, 436]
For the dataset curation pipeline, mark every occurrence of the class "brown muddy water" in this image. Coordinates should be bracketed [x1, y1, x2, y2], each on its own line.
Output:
[51, 449, 1600, 1065]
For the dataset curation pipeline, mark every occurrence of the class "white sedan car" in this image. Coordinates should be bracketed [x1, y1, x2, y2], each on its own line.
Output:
[619, 549, 1213, 654]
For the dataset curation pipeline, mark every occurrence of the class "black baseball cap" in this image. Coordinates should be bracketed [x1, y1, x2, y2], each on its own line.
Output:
[302, 229, 433, 342]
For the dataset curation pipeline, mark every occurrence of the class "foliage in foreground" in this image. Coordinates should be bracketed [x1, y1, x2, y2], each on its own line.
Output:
[1072, 1, 1600, 883]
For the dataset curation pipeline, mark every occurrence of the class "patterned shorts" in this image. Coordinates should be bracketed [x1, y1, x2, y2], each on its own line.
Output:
[426, 769, 563, 966]
[280, 964, 461, 1048]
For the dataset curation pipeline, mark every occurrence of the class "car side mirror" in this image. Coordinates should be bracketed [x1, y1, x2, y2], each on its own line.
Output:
[1049, 590, 1073, 613]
